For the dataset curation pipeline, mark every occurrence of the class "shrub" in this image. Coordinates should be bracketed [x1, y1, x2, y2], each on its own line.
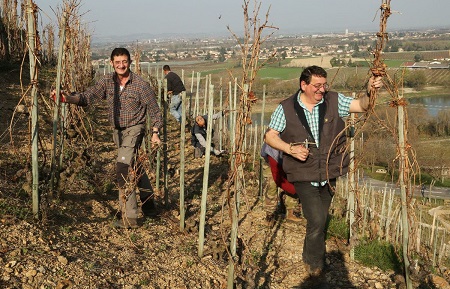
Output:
[403, 70, 426, 90]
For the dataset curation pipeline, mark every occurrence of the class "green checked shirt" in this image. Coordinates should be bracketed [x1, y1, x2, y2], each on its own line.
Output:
[268, 91, 353, 186]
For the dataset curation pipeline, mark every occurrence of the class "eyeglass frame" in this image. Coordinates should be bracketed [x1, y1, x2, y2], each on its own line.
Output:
[308, 82, 329, 91]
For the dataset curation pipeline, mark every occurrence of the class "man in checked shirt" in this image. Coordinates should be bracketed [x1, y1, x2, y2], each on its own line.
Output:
[51, 48, 163, 229]
[265, 65, 382, 279]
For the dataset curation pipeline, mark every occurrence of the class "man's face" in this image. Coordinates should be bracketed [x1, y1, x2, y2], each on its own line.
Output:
[111, 55, 131, 77]
[301, 75, 329, 104]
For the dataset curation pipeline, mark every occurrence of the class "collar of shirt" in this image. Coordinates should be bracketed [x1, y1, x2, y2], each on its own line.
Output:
[113, 71, 133, 85]
[297, 91, 324, 109]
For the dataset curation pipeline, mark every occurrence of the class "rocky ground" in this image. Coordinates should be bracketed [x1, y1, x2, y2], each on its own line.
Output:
[0, 68, 449, 289]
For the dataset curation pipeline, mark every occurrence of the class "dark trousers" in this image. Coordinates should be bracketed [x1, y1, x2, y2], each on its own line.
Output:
[294, 180, 335, 270]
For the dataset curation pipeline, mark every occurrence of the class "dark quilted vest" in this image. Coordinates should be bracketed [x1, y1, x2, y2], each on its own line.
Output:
[280, 90, 349, 183]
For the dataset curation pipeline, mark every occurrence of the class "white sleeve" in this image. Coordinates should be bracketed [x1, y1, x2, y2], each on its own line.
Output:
[195, 133, 207, 147]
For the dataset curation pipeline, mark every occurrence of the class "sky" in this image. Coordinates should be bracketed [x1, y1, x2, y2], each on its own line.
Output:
[35, 0, 450, 41]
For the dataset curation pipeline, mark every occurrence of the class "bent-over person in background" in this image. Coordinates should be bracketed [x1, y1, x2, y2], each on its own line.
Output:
[191, 113, 226, 158]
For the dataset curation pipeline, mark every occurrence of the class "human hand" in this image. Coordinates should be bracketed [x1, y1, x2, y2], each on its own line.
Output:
[368, 76, 383, 92]
[50, 89, 67, 103]
[288, 144, 309, 161]
[151, 133, 161, 147]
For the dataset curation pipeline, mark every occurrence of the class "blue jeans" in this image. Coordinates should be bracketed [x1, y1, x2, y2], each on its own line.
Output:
[169, 94, 182, 122]
[294, 180, 335, 271]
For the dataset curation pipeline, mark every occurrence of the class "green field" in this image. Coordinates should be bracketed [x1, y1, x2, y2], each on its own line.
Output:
[383, 50, 450, 61]
[170, 56, 450, 93]
[383, 60, 406, 67]
[258, 66, 301, 80]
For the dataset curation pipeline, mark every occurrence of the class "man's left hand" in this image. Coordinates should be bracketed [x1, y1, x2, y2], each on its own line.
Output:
[368, 76, 383, 91]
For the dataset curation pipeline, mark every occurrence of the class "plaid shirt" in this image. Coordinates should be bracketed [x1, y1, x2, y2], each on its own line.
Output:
[269, 91, 353, 186]
[77, 71, 162, 129]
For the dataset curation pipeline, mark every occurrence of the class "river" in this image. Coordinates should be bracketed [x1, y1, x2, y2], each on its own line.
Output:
[408, 94, 450, 116]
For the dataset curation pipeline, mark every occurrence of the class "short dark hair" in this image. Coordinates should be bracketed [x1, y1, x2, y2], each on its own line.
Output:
[299, 65, 327, 91]
[163, 65, 171, 71]
[110, 48, 131, 62]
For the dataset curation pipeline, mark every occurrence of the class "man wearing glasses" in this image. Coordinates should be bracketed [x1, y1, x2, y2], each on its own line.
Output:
[264, 65, 382, 279]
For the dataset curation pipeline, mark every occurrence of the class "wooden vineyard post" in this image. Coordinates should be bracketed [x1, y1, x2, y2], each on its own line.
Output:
[202, 74, 208, 115]
[385, 189, 394, 241]
[188, 71, 194, 120]
[230, 78, 237, 169]
[26, 0, 39, 218]
[258, 85, 266, 198]
[252, 125, 258, 171]
[50, 10, 67, 196]
[155, 80, 162, 191]
[194, 72, 200, 117]
[219, 78, 223, 150]
[198, 84, 214, 257]
[224, 2, 278, 285]
[399, 93, 412, 287]
[227, 84, 248, 289]
[417, 210, 422, 252]
[190, 70, 194, 95]
[179, 91, 186, 231]
[380, 186, 388, 239]
[228, 81, 233, 164]
[163, 78, 168, 207]
[349, 112, 356, 260]
[390, 5, 412, 285]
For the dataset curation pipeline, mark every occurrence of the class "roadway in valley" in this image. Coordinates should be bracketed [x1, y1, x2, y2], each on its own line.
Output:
[359, 177, 450, 200]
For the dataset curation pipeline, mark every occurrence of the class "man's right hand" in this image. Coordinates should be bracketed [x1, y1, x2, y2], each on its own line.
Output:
[151, 133, 161, 147]
[289, 144, 310, 162]
[50, 89, 66, 103]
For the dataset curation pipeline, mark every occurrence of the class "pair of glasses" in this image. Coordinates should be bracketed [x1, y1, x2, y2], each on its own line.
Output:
[113, 60, 129, 66]
[309, 83, 329, 91]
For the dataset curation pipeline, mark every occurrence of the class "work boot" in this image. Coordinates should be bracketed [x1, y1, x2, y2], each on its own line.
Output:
[304, 263, 323, 278]
[285, 209, 302, 223]
[113, 217, 141, 229]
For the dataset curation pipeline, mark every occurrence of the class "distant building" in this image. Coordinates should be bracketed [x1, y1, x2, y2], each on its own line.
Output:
[376, 168, 387, 174]
[400, 61, 449, 69]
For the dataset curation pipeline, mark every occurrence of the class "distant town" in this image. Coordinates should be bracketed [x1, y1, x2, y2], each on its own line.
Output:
[90, 27, 450, 68]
